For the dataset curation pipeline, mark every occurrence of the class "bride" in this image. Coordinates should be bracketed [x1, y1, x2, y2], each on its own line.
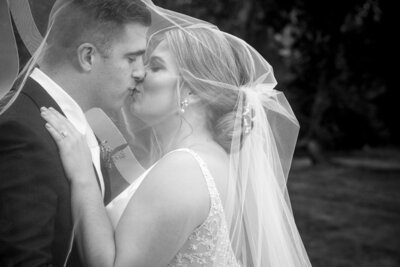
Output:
[40, 5, 311, 267]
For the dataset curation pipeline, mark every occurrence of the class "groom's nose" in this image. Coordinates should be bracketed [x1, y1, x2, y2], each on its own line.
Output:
[132, 57, 146, 83]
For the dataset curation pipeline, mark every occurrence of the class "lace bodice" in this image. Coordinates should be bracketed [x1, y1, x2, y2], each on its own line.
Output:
[106, 148, 240, 266]
[167, 149, 239, 267]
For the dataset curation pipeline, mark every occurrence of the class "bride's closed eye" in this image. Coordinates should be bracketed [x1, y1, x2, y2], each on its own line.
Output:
[147, 56, 166, 72]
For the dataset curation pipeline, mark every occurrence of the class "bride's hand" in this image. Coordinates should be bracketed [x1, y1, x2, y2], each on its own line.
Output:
[40, 107, 95, 185]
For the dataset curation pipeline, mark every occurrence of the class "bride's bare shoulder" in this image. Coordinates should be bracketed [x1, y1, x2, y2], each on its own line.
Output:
[132, 150, 211, 222]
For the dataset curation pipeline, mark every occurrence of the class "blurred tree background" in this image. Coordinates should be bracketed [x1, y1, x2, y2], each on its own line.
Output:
[13, 0, 393, 157]
[5, 1, 399, 266]
[153, 0, 393, 158]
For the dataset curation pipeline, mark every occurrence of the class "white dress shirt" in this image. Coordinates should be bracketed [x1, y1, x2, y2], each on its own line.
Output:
[30, 68, 105, 197]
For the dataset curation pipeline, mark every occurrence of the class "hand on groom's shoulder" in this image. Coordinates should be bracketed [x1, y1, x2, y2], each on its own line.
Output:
[0, 96, 81, 267]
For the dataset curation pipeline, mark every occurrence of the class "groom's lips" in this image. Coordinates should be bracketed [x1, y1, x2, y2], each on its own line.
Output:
[129, 88, 141, 99]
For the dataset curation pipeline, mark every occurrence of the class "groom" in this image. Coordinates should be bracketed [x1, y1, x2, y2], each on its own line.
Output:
[0, 0, 150, 266]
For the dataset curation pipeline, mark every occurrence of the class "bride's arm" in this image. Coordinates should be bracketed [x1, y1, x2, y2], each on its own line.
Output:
[71, 169, 116, 267]
[112, 151, 210, 266]
[40, 107, 116, 266]
[41, 107, 210, 267]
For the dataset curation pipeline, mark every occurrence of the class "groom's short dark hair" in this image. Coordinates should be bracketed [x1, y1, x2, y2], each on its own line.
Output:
[45, 0, 151, 64]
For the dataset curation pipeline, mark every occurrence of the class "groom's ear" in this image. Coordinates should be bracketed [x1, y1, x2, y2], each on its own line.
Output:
[76, 43, 96, 72]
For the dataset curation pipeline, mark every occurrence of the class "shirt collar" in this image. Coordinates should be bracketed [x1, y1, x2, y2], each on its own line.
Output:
[30, 68, 88, 135]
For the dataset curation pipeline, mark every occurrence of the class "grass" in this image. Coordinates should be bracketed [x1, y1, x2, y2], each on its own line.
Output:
[289, 150, 400, 267]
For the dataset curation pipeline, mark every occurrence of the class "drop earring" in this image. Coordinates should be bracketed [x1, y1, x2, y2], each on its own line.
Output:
[180, 99, 189, 113]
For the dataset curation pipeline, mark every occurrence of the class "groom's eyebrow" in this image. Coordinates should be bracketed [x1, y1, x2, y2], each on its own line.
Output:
[126, 50, 146, 57]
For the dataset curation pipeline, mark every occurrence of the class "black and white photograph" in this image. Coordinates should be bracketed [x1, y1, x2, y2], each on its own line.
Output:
[0, 0, 395, 266]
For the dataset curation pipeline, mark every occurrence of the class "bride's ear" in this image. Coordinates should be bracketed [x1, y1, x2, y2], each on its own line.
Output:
[76, 43, 96, 72]
[186, 91, 201, 105]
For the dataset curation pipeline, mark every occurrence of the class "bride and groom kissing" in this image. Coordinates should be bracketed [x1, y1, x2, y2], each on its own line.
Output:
[0, 0, 312, 266]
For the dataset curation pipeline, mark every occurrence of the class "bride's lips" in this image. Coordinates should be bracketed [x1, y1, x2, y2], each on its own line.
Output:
[129, 87, 142, 100]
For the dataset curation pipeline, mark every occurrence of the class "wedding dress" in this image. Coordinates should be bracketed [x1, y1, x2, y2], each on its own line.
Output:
[2, 1, 312, 265]
[106, 148, 240, 266]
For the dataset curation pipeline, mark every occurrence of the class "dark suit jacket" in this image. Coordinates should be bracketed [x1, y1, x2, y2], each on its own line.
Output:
[0, 77, 109, 266]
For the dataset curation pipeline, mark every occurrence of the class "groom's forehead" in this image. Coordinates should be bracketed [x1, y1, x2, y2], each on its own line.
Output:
[109, 23, 148, 50]
[121, 23, 149, 40]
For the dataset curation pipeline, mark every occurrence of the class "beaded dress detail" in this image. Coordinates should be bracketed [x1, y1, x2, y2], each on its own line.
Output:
[106, 148, 240, 266]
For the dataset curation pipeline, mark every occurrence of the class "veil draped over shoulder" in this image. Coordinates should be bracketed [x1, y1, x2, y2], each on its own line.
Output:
[0, 1, 312, 266]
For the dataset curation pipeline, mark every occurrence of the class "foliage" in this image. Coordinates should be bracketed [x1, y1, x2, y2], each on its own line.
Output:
[13, 0, 389, 150]
[272, 0, 387, 149]
[155, 0, 387, 149]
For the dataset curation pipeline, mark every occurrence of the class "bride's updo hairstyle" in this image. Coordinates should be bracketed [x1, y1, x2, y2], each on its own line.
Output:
[163, 27, 255, 153]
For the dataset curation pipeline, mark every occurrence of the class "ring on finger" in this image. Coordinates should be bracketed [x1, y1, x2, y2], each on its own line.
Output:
[60, 130, 69, 138]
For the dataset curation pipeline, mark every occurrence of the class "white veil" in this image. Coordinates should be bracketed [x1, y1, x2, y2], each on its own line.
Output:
[0, 1, 311, 266]
[137, 2, 312, 266]
[0, 0, 148, 188]
[0, 0, 70, 112]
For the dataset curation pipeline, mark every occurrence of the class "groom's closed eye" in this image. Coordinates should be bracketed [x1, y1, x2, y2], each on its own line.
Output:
[127, 56, 138, 63]
[126, 50, 146, 63]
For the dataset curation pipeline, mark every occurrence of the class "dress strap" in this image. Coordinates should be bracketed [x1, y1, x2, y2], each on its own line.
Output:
[166, 148, 221, 203]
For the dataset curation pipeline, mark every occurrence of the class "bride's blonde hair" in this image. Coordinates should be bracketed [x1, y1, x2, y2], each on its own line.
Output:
[162, 27, 255, 153]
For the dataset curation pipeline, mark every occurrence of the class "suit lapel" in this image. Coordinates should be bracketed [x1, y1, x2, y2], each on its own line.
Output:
[100, 158, 111, 205]
[92, 163, 104, 198]
[96, 136, 111, 205]
[22, 77, 110, 204]
[22, 77, 65, 116]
